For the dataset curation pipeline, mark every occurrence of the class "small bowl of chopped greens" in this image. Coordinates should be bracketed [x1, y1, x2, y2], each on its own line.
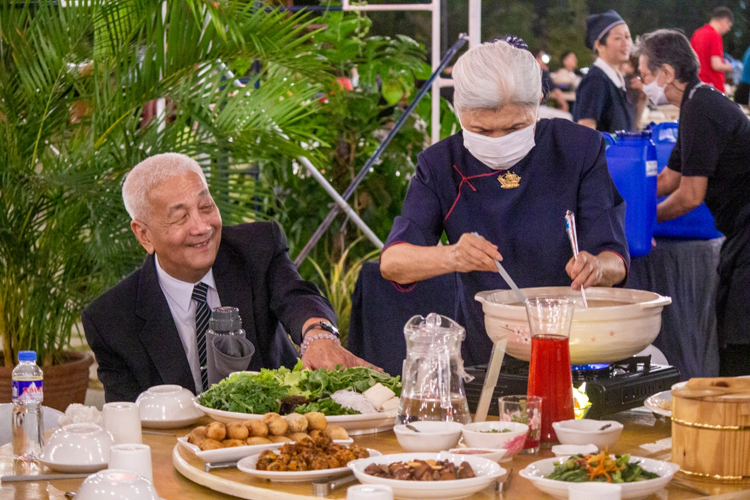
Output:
[461, 421, 529, 460]
[519, 452, 680, 500]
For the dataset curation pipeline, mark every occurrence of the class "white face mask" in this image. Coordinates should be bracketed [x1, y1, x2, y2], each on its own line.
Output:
[461, 122, 536, 170]
[642, 78, 668, 106]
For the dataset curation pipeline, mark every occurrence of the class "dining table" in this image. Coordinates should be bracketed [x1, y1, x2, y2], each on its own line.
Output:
[1, 407, 749, 500]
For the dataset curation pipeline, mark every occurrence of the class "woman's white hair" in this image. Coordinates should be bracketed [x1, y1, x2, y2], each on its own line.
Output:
[122, 152, 208, 221]
[452, 40, 542, 118]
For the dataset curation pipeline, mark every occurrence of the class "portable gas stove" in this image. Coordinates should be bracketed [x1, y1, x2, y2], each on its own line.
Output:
[465, 355, 680, 419]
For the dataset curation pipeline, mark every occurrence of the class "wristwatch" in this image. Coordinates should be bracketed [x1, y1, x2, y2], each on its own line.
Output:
[302, 320, 339, 340]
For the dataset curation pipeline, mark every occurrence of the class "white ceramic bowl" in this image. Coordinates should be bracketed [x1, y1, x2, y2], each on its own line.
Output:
[136, 385, 204, 429]
[552, 419, 623, 450]
[393, 421, 463, 452]
[76, 469, 161, 500]
[39, 423, 113, 473]
[349, 451, 505, 500]
[461, 421, 529, 461]
[551, 443, 599, 458]
[520, 455, 679, 500]
[448, 447, 507, 463]
[475, 287, 671, 364]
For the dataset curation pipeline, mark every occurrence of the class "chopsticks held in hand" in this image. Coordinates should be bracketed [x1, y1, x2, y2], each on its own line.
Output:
[564, 211, 588, 308]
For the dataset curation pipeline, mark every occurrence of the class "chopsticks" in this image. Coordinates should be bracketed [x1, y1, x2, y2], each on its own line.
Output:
[1, 473, 92, 482]
[142, 430, 175, 436]
[564, 211, 588, 308]
[471, 232, 525, 303]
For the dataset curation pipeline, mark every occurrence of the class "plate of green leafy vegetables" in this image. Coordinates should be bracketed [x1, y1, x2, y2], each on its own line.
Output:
[194, 361, 402, 435]
[519, 453, 679, 499]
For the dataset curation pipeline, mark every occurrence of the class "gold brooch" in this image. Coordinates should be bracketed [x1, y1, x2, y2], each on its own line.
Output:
[498, 172, 521, 189]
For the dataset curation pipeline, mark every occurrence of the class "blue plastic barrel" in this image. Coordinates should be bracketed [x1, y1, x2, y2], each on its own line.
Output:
[604, 131, 658, 257]
[648, 122, 723, 239]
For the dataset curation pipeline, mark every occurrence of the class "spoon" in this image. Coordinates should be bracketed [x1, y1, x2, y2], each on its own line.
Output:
[470, 232, 526, 303]
[405, 424, 421, 432]
[598, 423, 612, 431]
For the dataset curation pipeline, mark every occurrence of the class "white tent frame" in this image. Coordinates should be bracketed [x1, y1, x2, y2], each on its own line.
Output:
[342, 0, 482, 145]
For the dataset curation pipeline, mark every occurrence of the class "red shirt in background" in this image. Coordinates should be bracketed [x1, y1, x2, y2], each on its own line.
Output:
[691, 24, 726, 92]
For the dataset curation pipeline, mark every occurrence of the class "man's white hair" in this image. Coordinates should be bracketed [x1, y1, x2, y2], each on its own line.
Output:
[122, 153, 208, 221]
[453, 40, 542, 118]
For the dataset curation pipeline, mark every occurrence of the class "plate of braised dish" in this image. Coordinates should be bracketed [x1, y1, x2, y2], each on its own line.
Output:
[348, 451, 506, 499]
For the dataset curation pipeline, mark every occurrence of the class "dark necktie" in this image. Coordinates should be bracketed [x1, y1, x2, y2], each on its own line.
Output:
[191, 282, 210, 392]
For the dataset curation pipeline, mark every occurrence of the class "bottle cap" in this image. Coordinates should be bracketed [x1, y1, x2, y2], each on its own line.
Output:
[209, 307, 242, 333]
[18, 351, 37, 362]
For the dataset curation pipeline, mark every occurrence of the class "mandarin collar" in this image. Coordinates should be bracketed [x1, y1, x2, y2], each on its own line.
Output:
[593, 57, 626, 89]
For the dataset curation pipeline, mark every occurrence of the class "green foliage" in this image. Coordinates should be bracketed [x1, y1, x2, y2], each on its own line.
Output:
[0, 0, 328, 366]
[255, 5, 432, 285]
[307, 238, 379, 348]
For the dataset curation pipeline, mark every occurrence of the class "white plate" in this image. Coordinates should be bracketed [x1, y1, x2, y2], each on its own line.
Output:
[194, 401, 396, 436]
[142, 415, 204, 429]
[39, 458, 108, 474]
[237, 446, 381, 482]
[178, 436, 353, 463]
[644, 381, 686, 418]
[520, 455, 680, 500]
[348, 451, 506, 500]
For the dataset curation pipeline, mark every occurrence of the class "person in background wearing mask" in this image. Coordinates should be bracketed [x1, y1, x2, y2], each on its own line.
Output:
[638, 30, 750, 377]
[691, 7, 734, 93]
[575, 10, 635, 132]
[380, 39, 629, 366]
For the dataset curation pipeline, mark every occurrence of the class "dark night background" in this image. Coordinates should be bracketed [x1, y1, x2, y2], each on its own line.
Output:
[291, 1, 749, 70]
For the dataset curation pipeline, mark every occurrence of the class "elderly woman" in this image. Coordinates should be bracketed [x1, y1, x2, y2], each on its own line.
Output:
[380, 40, 629, 365]
[637, 30, 750, 376]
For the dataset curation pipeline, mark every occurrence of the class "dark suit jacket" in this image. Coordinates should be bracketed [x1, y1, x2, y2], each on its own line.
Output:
[82, 222, 336, 402]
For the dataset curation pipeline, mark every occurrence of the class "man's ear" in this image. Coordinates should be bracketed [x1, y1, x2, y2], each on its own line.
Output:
[662, 64, 677, 85]
[131, 219, 155, 254]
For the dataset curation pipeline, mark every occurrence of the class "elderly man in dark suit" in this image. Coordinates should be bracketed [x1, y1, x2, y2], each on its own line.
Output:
[83, 153, 370, 402]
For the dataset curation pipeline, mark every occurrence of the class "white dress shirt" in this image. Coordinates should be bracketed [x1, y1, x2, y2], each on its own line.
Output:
[593, 57, 626, 89]
[154, 254, 221, 394]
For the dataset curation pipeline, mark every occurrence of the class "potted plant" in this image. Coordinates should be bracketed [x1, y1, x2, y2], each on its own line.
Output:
[0, 0, 328, 410]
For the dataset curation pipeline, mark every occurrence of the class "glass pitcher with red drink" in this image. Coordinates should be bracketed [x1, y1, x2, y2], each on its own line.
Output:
[525, 297, 576, 445]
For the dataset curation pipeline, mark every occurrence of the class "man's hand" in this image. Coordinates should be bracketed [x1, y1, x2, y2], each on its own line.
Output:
[448, 233, 503, 274]
[301, 339, 381, 371]
[565, 251, 603, 291]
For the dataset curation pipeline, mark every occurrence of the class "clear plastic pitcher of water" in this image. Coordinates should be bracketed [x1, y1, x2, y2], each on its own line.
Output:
[397, 313, 472, 424]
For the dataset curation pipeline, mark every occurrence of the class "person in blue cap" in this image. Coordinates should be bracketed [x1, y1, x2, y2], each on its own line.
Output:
[575, 10, 636, 133]
[380, 39, 629, 366]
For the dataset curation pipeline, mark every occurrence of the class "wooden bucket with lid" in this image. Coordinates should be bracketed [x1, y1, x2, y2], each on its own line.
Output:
[671, 377, 750, 480]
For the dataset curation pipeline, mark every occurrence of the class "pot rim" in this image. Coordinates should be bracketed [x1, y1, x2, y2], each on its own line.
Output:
[476, 287, 671, 320]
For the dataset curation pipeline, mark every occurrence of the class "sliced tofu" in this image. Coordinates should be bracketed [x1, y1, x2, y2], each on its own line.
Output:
[363, 383, 396, 409]
[379, 397, 400, 412]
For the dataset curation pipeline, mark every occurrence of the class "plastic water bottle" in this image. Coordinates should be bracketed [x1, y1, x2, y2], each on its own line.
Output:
[12, 351, 44, 461]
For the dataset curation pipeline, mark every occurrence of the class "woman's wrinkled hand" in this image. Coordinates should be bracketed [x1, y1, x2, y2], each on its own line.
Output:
[565, 251, 603, 290]
[448, 233, 503, 274]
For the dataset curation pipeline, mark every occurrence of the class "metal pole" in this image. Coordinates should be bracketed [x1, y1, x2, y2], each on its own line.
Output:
[294, 34, 468, 267]
[468, 0, 481, 48]
[297, 157, 383, 250]
[430, 0, 441, 145]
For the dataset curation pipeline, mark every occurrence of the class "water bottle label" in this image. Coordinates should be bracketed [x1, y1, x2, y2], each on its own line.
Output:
[12, 378, 43, 403]
[646, 160, 658, 177]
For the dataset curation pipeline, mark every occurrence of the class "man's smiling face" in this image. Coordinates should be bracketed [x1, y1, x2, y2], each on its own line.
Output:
[132, 170, 222, 283]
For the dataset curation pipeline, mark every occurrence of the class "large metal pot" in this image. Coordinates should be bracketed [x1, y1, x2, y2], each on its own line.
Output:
[475, 287, 671, 365]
